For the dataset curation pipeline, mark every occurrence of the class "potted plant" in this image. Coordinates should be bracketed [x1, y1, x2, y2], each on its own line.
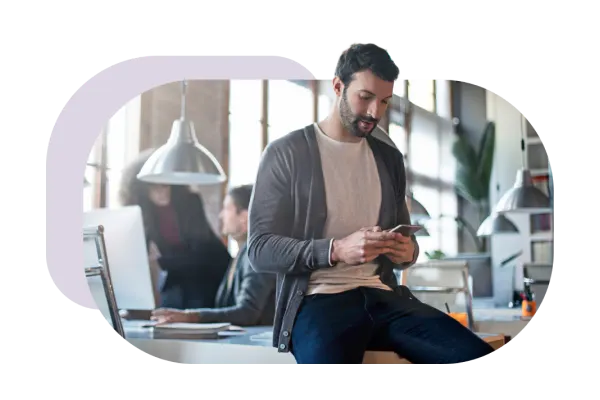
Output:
[451, 121, 495, 252]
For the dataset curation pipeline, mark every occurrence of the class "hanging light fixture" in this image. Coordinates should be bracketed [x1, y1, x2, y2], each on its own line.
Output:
[407, 191, 430, 223]
[493, 114, 550, 213]
[477, 212, 519, 236]
[478, 181, 521, 236]
[137, 80, 227, 185]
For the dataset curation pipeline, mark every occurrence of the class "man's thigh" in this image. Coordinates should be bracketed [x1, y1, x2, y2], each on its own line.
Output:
[368, 287, 494, 364]
[291, 289, 373, 364]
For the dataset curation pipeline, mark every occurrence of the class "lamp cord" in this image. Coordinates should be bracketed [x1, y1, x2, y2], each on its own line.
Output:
[520, 114, 526, 168]
[180, 80, 188, 120]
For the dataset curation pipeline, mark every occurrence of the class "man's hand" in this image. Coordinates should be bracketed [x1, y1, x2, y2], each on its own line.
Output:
[384, 232, 416, 264]
[331, 226, 397, 265]
[150, 308, 199, 324]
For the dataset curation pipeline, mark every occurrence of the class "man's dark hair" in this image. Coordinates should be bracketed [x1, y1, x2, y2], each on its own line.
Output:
[228, 184, 254, 212]
[335, 43, 399, 86]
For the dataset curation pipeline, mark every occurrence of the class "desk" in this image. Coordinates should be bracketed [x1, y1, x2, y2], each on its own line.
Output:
[124, 322, 505, 364]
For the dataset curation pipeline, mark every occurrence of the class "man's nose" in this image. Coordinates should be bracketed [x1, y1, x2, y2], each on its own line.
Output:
[368, 101, 384, 121]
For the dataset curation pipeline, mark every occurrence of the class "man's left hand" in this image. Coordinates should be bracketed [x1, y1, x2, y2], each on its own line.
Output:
[384, 233, 415, 264]
[150, 308, 199, 324]
[367, 227, 415, 264]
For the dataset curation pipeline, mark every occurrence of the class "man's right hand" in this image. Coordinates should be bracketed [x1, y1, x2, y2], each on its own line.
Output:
[331, 227, 397, 265]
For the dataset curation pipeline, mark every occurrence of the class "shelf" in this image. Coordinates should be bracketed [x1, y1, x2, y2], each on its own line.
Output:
[530, 232, 553, 241]
[530, 168, 549, 176]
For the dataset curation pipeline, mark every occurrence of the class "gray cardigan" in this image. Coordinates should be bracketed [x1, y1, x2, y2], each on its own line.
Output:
[247, 124, 419, 353]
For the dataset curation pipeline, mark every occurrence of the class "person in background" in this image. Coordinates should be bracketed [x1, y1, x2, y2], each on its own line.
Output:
[119, 148, 231, 310]
[151, 184, 276, 327]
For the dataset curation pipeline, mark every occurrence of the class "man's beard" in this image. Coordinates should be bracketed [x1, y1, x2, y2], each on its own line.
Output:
[339, 89, 379, 138]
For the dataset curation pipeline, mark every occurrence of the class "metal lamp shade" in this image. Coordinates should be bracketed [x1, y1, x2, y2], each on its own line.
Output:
[494, 169, 550, 213]
[137, 119, 227, 185]
[407, 194, 431, 223]
[477, 213, 519, 236]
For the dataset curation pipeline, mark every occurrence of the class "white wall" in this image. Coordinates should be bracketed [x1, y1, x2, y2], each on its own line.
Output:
[486, 90, 529, 306]
[486, 91, 524, 206]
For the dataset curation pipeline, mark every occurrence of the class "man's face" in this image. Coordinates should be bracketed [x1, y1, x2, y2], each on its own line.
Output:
[219, 195, 248, 237]
[336, 70, 394, 138]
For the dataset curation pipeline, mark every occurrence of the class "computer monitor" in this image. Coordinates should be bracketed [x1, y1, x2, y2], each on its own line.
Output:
[83, 205, 156, 311]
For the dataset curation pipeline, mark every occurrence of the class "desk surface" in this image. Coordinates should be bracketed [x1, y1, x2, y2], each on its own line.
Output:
[123, 321, 274, 347]
[123, 320, 505, 364]
[123, 320, 504, 349]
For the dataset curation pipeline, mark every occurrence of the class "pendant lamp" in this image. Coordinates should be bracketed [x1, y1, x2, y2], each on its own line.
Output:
[137, 80, 227, 185]
[493, 114, 550, 213]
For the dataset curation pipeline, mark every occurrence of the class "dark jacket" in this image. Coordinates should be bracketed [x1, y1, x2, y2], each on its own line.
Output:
[190, 242, 276, 326]
[153, 200, 231, 310]
[247, 124, 419, 352]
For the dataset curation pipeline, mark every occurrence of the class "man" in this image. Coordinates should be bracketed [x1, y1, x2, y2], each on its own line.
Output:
[152, 184, 276, 327]
[247, 43, 494, 364]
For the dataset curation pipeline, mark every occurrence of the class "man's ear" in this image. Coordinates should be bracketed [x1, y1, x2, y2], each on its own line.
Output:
[333, 77, 343, 97]
[240, 209, 249, 227]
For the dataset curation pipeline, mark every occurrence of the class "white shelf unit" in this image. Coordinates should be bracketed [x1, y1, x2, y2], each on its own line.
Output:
[523, 118, 553, 271]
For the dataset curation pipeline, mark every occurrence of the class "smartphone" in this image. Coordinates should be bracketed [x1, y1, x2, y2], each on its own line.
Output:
[386, 224, 423, 236]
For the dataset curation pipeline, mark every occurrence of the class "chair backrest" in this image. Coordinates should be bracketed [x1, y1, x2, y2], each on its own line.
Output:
[398, 260, 471, 314]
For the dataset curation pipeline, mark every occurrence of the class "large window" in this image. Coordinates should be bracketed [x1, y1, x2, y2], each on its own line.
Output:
[106, 96, 141, 208]
[268, 80, 313, 142]
[408, 80, 436, 113]
[404, 74, 458, 261]
[228, 80, 264, 188]
[83, 96, 141, 211]
[388, 122, 407, 155]
[393, 79, 407, 98]
[83, 134, 102, 212]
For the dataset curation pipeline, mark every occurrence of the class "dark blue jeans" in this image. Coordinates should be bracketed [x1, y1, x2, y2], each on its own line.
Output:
[290, 286, 494, 364]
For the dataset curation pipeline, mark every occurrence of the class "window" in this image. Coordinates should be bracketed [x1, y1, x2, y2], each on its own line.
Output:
[83, 136, 101, 212]
[405, 82, 459, 259]
[228, 80, 263, 188]
[408, 80, 435, 112]
[318, 93, 332, 121]
[411, 184, 439, 261]
[83, 96, 141, 211]
[105, 96, 141, 208]
[393, 79, 407, 98]
[435, 80, 452, 119]
[409, 107, 441, 179]
[388, 123, 407, 155]
[268, 80, 313, 143]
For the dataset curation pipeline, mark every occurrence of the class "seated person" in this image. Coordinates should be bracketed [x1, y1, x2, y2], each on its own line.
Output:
[151, 184, 276, 327]
[120, 148, 231, 310]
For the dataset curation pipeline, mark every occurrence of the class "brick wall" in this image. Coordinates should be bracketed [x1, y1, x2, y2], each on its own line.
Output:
[139, 80, 229, 235]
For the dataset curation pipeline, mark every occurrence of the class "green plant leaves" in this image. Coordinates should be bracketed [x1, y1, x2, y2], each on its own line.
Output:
[452, 121, 495, 206]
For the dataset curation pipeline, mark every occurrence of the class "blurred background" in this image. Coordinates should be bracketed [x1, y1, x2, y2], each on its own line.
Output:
[78, 73, 552, 306]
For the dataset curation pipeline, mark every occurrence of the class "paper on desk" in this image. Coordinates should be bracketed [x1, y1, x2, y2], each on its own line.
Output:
[250, 331, 273, 341]
[153, 322, 231, 331]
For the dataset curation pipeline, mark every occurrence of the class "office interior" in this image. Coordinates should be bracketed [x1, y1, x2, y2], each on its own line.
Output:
[83, 79, 554, 364]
